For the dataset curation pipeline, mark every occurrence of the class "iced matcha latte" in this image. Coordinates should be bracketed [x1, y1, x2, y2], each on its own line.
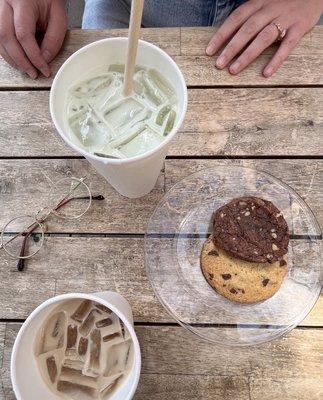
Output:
[66, 64, 178, 159]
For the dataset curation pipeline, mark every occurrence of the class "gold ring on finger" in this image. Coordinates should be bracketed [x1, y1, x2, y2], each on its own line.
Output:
[273, 22, 287, 42]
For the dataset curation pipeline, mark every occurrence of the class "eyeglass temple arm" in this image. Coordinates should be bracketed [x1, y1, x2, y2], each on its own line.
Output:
[55, 195, 104, 211]
[17, 232, 29, 271]
[15, 220, 39, 271]
[15, 195, 104, 271]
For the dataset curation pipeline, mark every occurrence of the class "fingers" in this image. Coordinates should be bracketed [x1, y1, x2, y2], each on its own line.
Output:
[0, 43, 18, 69]
[215, 10, 275, 69]
[263, 25, 303, 77]
[13, 1, 50, 77]
[229, 22, 279, 74]
[206, 0, 262, 56]
[0, 1, 38, 78]
[40, 0, 67, 63]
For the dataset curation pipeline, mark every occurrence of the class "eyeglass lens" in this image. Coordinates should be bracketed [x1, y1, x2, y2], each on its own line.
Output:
[1, 215, 43, 259]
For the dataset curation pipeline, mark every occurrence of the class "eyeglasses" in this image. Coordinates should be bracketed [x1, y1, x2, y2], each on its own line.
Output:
[0, 176, 104, 271]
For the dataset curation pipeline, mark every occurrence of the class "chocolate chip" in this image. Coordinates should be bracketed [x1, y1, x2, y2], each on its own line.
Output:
[208, 273, 214, 280]
[223, 284, 226, 287]
[208, 250, 219, 256]
[221, 274, 231, 280]
[262, 278, 269, 287]
[242, 290, 245, 294]
[230, 288, 237, 294]
[280, 259, 287, 267]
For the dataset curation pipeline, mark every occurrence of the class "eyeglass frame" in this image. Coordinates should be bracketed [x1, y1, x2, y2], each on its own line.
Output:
[0, 176, 104, 271]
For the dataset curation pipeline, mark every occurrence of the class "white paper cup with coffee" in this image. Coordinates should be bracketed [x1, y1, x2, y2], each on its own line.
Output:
[50, 38, 187, 198]
[11, 292, 141, 400]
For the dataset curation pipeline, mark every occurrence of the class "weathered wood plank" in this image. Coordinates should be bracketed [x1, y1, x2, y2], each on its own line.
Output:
[175, 54, 323, 86]
[178, 26, 323, 86]
[0, 159, 164, 234]
[0, 324, 5, 400]
[0, 28, 181, 88]
[0, 159, 321, 234]
[1, 88, 322, 157]
[165, 159, 323, 235]
[1, 324, 322, 399]
[0, 27, 322, 88]
[0, 237, 321, 325]
[180, 26, 323, 56]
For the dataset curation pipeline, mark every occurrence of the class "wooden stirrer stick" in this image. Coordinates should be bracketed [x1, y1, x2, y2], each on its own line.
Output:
[123, 0, 145, 97]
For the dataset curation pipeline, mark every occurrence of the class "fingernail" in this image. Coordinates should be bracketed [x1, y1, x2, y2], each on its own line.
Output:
[26, 69, 37, 79]
[42, 50, 51, 63]
[206, 45, 213, 56]
[229, 62, 240, 74]
[216, 55, 225, 69]
[40, 66, 51, 78]
[263, 67, 273, 77]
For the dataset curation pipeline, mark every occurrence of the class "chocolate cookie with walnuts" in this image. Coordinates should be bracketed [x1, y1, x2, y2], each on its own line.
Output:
[201, 237, 288, 304]
[213, 196, 289, 263]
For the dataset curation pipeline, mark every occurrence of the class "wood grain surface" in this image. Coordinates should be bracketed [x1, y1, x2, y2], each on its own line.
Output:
[0, 236, 321, 326]
[0, 159, 321, 233]
[0, 26, 322, 400]
[1, 88, 322, 157]
[1, 324, 322, 400]
[0, 27, 322, 88]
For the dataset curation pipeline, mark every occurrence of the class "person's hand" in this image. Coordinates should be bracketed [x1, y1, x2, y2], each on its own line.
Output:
[0, 0, 67, 78]
[206, 0, 323, 77]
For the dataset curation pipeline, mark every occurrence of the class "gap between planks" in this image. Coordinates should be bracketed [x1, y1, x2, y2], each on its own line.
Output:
[0, 85, 322, 91]
[0, 156, 322, 160]
[0, 319, 321, 330]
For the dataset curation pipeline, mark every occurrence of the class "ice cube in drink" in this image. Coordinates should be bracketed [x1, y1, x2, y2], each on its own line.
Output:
[66, 64, 178, 159]
[34, 299, 134, 399]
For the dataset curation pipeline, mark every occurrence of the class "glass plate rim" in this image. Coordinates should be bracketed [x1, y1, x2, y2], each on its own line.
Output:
[145, 164, 323, 346]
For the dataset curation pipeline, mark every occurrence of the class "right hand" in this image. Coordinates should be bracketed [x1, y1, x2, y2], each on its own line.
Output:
[0, 0, 67, 78]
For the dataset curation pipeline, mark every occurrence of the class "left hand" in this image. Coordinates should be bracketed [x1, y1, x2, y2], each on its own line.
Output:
[206, 0, 323, 77]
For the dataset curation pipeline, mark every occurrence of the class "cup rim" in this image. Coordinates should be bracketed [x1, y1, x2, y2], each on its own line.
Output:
[50, 37, 188, 165]
[11, 292, 141, 400]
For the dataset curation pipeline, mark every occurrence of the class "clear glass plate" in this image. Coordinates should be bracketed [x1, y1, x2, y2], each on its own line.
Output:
[145, 165, 322, 346]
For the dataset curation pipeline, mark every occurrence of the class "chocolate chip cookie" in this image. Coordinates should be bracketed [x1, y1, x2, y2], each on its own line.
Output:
[213, 196, 289, 263]
[201, 237, 288, 304]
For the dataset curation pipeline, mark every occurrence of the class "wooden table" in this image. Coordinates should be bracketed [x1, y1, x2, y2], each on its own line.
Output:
[0, 27, 322, 400]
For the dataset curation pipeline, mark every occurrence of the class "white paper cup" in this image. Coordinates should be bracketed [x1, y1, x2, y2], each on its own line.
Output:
[11, 292, 141, 400]
[50, 38, 188, 198]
